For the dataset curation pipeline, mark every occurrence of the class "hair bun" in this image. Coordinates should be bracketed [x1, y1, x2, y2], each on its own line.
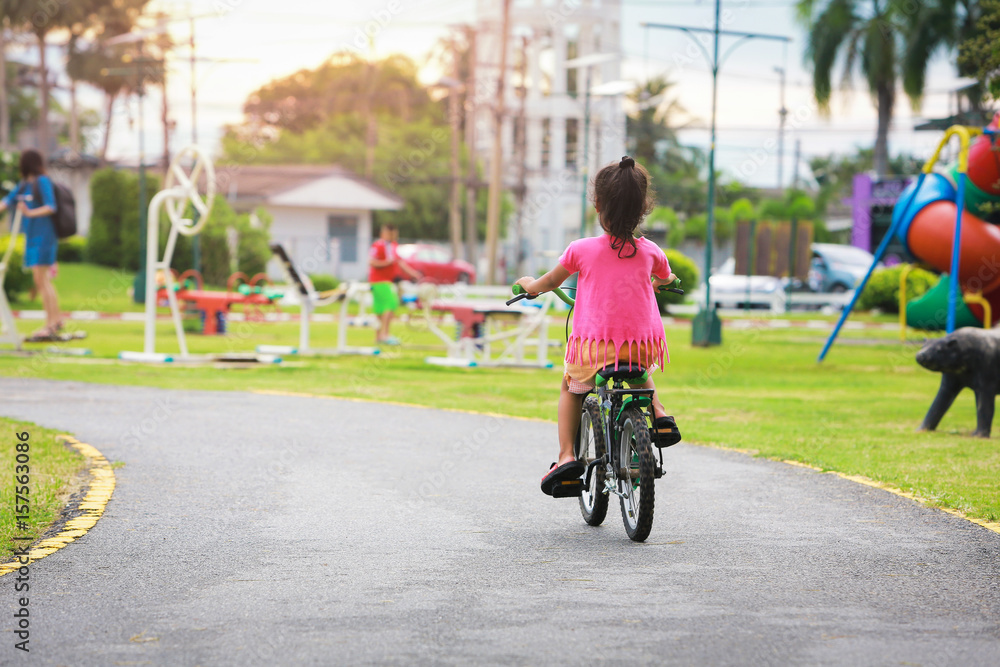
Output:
[619, 156, 635, 169]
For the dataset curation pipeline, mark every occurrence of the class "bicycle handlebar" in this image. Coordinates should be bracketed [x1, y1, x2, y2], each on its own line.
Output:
[506, 280, 683, 306]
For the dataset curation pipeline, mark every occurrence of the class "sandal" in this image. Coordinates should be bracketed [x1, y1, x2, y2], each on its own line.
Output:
[541, 460, 585, 497]
[26, 327, 57, 343]
[651, 416, 682, 448]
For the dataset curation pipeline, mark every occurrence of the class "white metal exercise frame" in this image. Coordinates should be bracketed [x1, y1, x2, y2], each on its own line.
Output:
[0, 207, 23, 351]
[255, 243, 379, 357]
[119, 145, 216, 363]
[422, 286, 557, 368]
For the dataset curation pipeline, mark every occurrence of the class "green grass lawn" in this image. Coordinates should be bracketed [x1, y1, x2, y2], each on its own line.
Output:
[0, 418, 86, 559]
[0, 310, 994, 525]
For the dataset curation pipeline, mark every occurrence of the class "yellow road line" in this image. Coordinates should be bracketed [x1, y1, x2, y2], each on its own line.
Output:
[710, 444, 1000, 536]
[0, 436, 116, 577]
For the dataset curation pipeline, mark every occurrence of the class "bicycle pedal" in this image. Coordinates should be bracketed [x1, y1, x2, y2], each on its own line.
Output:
[551, 479, 584, 498]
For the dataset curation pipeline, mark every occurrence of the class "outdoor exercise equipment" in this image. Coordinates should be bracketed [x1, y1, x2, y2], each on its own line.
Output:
[0, 207, 90, 354]
[119, 145, 279, 364]
[0, 207, 24, 351]
[420, 283, 559, 368]
[255, 243, 379, 357]
[819, 114, 1000, 361]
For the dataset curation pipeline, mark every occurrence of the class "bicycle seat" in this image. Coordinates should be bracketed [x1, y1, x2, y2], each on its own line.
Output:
[595, 364, 648, 385]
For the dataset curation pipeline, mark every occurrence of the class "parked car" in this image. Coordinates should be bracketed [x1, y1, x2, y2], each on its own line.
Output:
[708, 258, 785, 309]
[808, 243, 877, 293]
[394, 244, 476, 284]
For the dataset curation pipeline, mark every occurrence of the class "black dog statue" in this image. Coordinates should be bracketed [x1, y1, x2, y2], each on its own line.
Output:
[915, 327, 1000, 437]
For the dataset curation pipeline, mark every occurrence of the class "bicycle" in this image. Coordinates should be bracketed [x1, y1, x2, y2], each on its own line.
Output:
[507, 280, 683, 542]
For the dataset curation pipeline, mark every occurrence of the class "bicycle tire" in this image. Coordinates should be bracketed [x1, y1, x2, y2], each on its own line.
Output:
[577, 396, 609, 526]
[618, 408, 655, 542]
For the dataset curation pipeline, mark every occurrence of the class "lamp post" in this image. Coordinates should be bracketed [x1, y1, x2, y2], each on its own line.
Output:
[643, 7, 790, 346]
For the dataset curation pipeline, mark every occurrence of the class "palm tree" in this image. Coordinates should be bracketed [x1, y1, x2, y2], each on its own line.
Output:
[796, 0, 951, 177]
[626, 77, 690, 168]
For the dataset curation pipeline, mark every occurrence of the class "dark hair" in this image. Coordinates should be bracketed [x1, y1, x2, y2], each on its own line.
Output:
[19, 149, 45, 179]
[381, 224, 397, 233]
[592, 156, 655, 258]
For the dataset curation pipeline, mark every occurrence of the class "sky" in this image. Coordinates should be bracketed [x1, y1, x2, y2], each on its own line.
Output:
[8, 0, 975, 188]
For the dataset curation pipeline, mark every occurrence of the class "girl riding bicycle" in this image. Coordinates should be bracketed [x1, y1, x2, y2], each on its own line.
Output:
[514, 156, 678, 495]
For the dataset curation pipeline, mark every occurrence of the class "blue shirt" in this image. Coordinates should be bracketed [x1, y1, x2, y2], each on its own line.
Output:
[3, 176, 59, 267]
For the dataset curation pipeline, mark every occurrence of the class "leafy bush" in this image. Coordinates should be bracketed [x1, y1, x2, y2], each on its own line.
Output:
[730, 197, 756, 222]
[646, 206, 683, 248]
[88, 167, 161, 271]
[0, 235, 32, 302]
[57, 236, 87, 263]
[308, 274, 340, 292]
[656, 248, 699, 312]
[684, 207, 734, 242]
[857, 264, 937, 314]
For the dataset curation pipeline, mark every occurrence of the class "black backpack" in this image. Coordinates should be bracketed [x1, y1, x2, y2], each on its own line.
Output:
[31, 178, 77, 239]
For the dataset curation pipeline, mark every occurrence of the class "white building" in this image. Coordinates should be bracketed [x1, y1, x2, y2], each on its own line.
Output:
[475, 0, 626, 277]
[218, 165, 403, 281]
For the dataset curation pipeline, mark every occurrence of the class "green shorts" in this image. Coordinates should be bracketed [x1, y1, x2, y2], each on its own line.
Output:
[371, 281, 400, 315]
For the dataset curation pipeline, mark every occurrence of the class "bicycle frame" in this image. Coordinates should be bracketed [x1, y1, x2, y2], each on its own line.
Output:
[581, 377, 663, 497]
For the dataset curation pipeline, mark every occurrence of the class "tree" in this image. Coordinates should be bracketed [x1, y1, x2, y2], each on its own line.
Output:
[959, 0, 1000, 99]
[796, 0, 953, 177]
[221, 52, 509, 242]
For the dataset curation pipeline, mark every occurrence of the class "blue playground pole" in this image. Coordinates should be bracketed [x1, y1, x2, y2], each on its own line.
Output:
[818, 173, 927, 362]
[946, 172, 967, 333]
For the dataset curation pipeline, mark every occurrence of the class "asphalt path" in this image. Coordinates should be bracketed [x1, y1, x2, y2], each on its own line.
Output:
[1, 378, 998, 666]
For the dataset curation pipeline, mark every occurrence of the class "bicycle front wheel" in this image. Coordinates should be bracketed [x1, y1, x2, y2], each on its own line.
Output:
[577, 396, 608, 526]
[618, 408, 655, 542]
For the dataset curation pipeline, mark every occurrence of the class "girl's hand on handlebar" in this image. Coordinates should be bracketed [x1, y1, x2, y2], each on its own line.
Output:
[514, 276, 539, 297]
[652, 275, 676, 291]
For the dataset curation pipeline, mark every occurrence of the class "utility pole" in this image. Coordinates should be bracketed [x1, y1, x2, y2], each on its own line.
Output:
[484, 0, 511, 285]
[513, 34, 529, 276]
[447, 73, 462, 260]
[0, 19, 8, 150]
[775, 65, 787, 190]
[464, 27, 478, 266]
[642, 13, 790, 347]
[793, 137, 801, 190]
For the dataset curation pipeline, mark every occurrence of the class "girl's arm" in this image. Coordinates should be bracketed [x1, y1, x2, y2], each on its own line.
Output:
[19, 202, 55, 218]
[514, 264, 572, 296]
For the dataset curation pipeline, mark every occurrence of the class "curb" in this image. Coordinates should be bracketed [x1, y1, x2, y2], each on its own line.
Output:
[0, 435, 116, 577]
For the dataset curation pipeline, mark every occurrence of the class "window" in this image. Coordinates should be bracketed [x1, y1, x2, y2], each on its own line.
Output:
[565, 24, 579, 96]
[541, 118, 551, 168]
[327, 216, 358, 262]
[566, 118, 579, 169]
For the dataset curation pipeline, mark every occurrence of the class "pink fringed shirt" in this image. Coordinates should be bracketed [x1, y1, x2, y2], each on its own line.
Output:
[559, 235, 672, 371]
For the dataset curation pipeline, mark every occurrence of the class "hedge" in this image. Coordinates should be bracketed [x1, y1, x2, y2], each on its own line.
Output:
[656, 248, 699, 313]
[857, 264, 937, 314]
[87, 167, 271, 285]
[57, 237, 87, 263]
[0, 235, 31, 302]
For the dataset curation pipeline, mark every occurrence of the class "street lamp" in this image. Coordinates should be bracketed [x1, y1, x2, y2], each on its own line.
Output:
[643, 5, 790, 347]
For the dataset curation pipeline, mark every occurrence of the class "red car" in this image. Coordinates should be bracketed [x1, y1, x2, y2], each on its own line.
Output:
[394, 244, 476, 284]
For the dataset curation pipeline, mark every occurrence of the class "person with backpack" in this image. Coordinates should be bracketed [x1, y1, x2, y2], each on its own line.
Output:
[0, 149, 63, 340]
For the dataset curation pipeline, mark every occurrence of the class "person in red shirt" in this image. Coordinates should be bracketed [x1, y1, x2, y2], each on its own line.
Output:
[369, 224, 420, 345]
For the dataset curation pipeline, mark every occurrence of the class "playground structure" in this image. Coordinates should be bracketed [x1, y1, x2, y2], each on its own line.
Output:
[820, 114, 1000, 361]
[255, 243, 379, 357]
[419, 283, 559, 368]
[119, 146, 278, 364]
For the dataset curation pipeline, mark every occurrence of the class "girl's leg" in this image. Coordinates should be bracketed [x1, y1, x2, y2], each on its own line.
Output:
[557, 377, 584, 465]
[31, 265, 60, 334]
[635, 376, 668, 420]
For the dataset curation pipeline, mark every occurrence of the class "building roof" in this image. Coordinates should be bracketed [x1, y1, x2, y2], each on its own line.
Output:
[211, 164, 404, 212]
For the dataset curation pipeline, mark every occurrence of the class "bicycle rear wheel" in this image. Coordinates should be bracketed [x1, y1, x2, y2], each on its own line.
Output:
[577, 396, 608, 526]
[618, 408, 655, 542]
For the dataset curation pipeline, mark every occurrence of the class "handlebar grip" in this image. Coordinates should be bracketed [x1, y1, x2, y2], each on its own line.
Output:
[505, 293, 530, 305]
[664, 287, 684, 295]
